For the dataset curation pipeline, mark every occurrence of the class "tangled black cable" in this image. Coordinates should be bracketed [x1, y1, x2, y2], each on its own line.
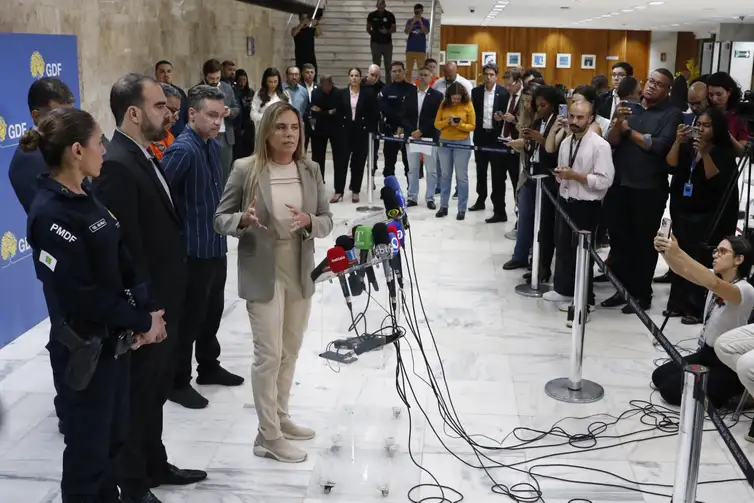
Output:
[380, 226, 750, 503]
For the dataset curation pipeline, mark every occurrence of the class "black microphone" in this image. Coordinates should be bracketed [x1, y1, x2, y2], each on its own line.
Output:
[336, 235, 365, 297]
[372, 223, 397, 310]
[381, 187, 403, 221]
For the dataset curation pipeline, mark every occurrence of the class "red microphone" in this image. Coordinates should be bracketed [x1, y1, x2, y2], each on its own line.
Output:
[327, 246, 353, 311]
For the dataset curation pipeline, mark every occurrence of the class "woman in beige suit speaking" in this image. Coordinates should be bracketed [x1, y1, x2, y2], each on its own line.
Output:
[214, 101, 333, 463]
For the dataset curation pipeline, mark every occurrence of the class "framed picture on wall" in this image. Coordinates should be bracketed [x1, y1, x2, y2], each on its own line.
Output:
[581, 54, 597, 69]
[482, 52, 497, 66]
[532, 53, 547, 68]
[556, 53, 571, 69]
[506, 52, 521, 67]
[439, 51, 446, 65]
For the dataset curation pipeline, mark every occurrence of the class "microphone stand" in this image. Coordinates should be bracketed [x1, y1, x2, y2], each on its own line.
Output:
[357, 133, 383, 212]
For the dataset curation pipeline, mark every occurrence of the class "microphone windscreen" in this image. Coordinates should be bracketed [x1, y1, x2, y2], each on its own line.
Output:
[381, 188, 402, 219]
[390, 220, 405, 245]
[388, 231, 400, 256]
[335, 235, 355, 251]
[372, 222, 390, 246]
[354, 225, 374, 250]
[326, 246, 350, 274]
[384, 176, 401, 194]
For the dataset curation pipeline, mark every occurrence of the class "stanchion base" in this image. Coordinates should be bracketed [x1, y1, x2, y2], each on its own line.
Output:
[515, 282, 551, 298]
[504, 230, 517, 241]
[356, 205, 383, 212]
[544, 378, 604, 403]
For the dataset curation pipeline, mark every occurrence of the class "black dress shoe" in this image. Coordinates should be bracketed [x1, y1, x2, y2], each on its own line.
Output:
[58, 420, 66, 435]
[485, 214, 508, 224]
[196, 366, 244, 387]
[406, 200, 418, 207]
[662, 309, 682, 318]
[150, 463, 207, 488]
[456, 211, 466, 221]
[622, 299, 650, 314]
[427, 201, 437, 210]
[503, 259, 528, 270]
[168, 385, 208, 409]
[681, 315, 702, 325]
[435, 207, 448, 218]
[122, 490, 162, 503]
[600, 292, 627, 308]
[468, 202, 486, 212]
[522, 270, 551, 283]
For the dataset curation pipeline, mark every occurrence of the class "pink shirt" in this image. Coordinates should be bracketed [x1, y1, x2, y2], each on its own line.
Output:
[350, 88, 360, 121]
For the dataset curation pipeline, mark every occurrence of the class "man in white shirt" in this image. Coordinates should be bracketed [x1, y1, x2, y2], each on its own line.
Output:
[596, 61, 633, 120]
[543, 100, 615, 312]
[432, 61, 473, 95]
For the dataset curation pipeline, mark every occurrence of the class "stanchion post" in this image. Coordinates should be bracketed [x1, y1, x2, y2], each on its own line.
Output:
[357, 133, 382, 212]
[544, 230, 604, 403]
[515, 175, 551, 297]
[672, 364, 708, 503]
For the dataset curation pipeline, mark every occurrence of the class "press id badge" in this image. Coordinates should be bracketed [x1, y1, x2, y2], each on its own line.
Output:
[683, 183, 694, 197]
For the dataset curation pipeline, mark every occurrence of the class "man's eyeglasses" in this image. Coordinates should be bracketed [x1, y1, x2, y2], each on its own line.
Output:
[167, 107, 180, 118]
[647, 78, 669, 90]
[712, 247, 734, 257]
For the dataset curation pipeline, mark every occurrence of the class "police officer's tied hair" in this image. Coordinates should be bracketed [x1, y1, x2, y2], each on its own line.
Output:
[19, 108, 97, 171]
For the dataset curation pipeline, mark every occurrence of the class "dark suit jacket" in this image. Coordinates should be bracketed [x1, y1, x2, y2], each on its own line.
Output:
[310, 86, 341, 135]
[337, 86, 379, 133]
[401, 87, 443, 141]
[471, 84, 510, 141]
[93, 130, 187, 319]
[597, 90, 616, 120]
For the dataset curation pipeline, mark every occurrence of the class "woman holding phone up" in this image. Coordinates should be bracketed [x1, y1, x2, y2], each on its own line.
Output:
[652, 233, 754, 407]
[434, 82, 476, 220]
[663, 107, 739, 324]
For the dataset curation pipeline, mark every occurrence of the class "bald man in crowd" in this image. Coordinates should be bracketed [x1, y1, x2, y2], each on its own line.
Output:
[687, 81, 710, 121]
[432, 61, 473, 95]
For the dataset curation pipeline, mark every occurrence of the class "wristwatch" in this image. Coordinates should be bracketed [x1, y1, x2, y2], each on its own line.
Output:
[642, 133, 653, 149]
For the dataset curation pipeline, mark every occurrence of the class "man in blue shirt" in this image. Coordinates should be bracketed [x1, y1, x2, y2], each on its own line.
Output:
[404, 3, 430, 79]
[162, 85, 244, 410]
[284, 65, 310, 121]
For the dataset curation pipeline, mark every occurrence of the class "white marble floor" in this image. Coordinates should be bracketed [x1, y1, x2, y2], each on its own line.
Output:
[2, 159, 754, 503]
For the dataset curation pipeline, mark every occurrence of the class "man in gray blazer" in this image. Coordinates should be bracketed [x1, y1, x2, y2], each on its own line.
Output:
[198, 58, 240, 182]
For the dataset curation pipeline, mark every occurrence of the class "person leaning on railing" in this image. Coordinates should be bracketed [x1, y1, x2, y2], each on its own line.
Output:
[651, 233, 754, 408]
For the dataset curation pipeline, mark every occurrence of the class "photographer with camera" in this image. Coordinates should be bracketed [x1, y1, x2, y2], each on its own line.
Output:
[652, 233, 754, 407]
[707, 71, 750, 157]
[664, 108, 739, 324]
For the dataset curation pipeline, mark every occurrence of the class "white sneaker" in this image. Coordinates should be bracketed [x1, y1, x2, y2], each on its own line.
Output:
[566, 306, 593, 328]
[543, 290, 573, 303]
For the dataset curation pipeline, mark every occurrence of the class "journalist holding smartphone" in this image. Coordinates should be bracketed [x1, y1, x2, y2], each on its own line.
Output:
[434, 82, 476, 220]
[663, 107, 739, 324]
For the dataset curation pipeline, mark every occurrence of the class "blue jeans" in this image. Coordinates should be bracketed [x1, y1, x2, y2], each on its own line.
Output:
[513, 180, 535, 262]
[407, 147, 438, 203]
[438, 138, 471, 211]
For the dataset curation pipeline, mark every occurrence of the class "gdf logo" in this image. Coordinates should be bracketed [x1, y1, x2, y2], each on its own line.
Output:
[1, 232, 30, 264]
[0, 116, 28, 143]
[30, 51, 62, 79]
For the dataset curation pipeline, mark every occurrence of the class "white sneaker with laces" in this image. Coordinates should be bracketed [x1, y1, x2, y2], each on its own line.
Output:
[543, 290, 573, 303]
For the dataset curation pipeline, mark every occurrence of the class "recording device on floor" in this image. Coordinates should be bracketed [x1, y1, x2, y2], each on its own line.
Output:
[658, 217, 672, 239]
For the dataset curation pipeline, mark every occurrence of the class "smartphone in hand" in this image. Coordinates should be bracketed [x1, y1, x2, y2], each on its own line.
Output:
[658, 217, 672, 239]
[558, 104, 568, 118]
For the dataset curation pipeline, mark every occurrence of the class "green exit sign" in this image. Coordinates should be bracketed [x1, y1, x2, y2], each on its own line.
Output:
[445, 44, 478, 62]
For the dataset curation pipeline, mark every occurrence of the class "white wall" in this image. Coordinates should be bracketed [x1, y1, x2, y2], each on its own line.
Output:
[649, 31, 678, 75]
[729, 41, 754, 93]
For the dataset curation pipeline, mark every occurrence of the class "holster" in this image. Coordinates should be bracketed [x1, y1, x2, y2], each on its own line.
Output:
[54, 322, 103, 391]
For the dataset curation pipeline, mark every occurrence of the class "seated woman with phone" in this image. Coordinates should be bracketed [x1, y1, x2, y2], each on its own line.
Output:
[664, 107, 739, 324]
[652, 232, 754, 408]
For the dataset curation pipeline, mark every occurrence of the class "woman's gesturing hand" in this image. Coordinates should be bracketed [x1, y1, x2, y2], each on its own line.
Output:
[239, 196, 266, 230]
[287, 204, 311, 233]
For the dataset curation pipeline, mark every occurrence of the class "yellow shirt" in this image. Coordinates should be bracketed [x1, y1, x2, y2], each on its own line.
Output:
[434, 101, 476, 141]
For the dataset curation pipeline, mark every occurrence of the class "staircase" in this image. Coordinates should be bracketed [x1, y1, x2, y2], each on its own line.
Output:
[284, 0, 443, 86]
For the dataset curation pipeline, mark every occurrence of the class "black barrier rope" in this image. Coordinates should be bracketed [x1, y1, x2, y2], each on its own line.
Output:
[377, 134, 513, 155]
[539, 184, 754, 490]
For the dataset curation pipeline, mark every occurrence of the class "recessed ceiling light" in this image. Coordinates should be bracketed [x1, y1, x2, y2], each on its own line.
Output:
[671, 23, 680, 26]
[635, 5, 647, 9]
[622, 9, 634, 12]
[648, 1, 664, 5]
[611, 12, 620, 15]
[584, 18, 593, 21]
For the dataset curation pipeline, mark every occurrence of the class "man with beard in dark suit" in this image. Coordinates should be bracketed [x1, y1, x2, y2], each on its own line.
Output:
[94, 73, 206, 503]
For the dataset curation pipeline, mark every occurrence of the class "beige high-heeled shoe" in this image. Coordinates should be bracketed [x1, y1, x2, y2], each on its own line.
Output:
[329, 193, 343, 203]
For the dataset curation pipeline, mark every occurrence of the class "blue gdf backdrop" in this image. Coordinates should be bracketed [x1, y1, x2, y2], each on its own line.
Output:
[0, 33, 80, 348]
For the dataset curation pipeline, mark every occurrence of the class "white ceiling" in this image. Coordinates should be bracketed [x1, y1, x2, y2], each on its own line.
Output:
[440, 0, 754, 34]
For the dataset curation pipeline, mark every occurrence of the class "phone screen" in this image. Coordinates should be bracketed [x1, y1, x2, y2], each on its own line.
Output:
[558, 104, 568, 118]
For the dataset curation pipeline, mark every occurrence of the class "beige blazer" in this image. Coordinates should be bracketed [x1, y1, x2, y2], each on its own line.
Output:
[213, 156, 333, 302]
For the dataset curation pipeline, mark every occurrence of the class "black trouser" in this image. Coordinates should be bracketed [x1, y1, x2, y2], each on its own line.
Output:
[118, 279, 185, 497]
[304, 121, 312, 153]
[371, 135, 381, 175]
[652, 344, 743, 408]
[533, 174, 557, 275]
[607, 185, 667, 302]
[370, 43, 393, 83]
[667, 209, 715, 318]
[174, 256, 225, 389]
[553, 198, 602, 305]
[335, 128, 369, 194]
[383, 139, 408, 178]
[473, 130, 508, 214]
[311, 131, 341, 183]
[50, 341, 129, 503]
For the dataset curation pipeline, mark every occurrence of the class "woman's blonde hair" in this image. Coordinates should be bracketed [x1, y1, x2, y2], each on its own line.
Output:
[244, 101, 306, 202]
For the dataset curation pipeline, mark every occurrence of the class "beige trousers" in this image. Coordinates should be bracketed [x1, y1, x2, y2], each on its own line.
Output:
[406, 51, 425, 77]
[246, 239, 312, 440]
[715, 325, 754, 397]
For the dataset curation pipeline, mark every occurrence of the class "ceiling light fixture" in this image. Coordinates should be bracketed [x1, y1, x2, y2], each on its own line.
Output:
[635, 5, 647, 9]
[648, 1, 664, 5]
[622, 9, 634, 12]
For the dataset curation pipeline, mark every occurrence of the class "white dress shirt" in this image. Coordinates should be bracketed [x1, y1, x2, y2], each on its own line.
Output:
[483, 85, 496, 130]
[609, 89, 619, 120]
[306, 82, 315, 100]
[431, 75, 473, 95]
[416, 87, 428, 128]
[556, 129, 615, 201]
[117, 129, 174, 205]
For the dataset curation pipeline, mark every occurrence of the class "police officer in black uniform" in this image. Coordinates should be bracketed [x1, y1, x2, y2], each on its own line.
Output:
[22, 108, 166, 503]
[379, 61, 413, 178]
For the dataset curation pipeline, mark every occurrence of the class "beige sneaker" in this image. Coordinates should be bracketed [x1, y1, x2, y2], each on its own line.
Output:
[253, 433, 308, 463]
[280, 417, 316, 441]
